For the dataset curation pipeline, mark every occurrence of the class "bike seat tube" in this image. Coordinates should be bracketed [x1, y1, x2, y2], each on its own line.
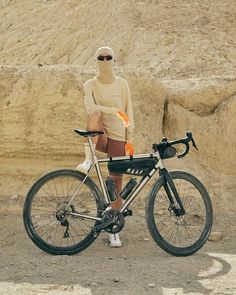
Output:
[87, 136, 110, 204]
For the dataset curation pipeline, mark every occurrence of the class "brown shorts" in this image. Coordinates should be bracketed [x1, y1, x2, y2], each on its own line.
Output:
[96, 136, 125, 176]
[106, 137, 126, 158]
[96, 134, 126, 157]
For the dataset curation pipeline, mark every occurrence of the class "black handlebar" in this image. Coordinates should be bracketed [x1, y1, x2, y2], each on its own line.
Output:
[152, 131, 198, 159]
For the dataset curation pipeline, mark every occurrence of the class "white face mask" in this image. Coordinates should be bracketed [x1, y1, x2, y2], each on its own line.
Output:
[96, 58, 115, 84]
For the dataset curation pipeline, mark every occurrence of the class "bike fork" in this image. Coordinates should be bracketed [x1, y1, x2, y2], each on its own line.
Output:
[159, 168, 185, 215]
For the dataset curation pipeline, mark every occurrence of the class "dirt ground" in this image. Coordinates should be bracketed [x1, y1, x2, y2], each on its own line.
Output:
[0, 167, 235, 295]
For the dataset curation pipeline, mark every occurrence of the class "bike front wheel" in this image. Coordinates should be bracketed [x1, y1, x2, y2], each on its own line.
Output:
[23, 169, 104, 255]
[146, 171, 213, 256]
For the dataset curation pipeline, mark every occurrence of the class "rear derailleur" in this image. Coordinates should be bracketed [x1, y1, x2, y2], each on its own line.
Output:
[55, 203, 70, 238]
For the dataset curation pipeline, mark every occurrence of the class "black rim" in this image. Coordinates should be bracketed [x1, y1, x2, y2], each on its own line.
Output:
[151, 173, 212, 251]
[24, 171, 100, 251]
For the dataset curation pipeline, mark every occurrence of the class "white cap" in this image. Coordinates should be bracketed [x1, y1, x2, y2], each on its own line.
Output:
[95, 46, 114, 59]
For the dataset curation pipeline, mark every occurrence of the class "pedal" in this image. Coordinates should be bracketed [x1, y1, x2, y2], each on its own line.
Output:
[122, 208, 133, 217]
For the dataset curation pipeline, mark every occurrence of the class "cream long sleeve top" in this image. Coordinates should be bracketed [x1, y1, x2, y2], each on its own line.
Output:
[83, 77, 134, 144]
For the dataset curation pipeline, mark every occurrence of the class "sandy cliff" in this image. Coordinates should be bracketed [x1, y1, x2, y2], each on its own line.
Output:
[0, 65, 235, 197]
[0, 0, 235, 198]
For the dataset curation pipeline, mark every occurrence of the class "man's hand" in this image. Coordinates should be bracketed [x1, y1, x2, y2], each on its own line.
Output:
[116, 111, 130, 128]
[125, 143, 134, 156]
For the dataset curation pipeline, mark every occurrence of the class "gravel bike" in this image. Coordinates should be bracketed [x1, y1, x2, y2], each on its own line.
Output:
[23, 130, 213, 256]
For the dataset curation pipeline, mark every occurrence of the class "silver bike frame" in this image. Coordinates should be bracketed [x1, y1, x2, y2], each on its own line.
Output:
[68, 136, 164, 221]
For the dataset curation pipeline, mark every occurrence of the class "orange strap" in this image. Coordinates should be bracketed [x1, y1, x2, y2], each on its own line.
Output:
[116, 111, 130, 128]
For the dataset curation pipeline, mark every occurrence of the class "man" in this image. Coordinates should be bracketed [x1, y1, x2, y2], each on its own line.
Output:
[77, 46, 134, 247]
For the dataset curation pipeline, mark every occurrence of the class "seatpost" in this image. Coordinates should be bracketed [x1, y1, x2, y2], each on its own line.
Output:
[87, 136, 96, 158]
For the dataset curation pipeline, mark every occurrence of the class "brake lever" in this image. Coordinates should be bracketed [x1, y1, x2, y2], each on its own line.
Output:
[186, 131, 198, 150]
[191, 137, 198, 150]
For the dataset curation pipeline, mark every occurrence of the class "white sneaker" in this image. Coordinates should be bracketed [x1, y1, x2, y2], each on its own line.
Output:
[76, 160, 93, 173]
[109, 233, 122, 247]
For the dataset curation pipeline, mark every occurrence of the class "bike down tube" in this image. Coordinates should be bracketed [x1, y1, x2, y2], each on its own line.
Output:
[120, 154, 162, 213]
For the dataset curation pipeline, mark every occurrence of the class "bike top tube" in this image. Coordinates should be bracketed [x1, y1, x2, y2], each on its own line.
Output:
[97, 152, 159, 163]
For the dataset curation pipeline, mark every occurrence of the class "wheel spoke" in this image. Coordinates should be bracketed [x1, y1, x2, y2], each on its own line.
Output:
[24, 170, 101, 254]
[148, 171, 213, 256]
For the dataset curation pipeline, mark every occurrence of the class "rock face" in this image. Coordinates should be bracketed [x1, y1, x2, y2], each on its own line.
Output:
[163, 77, 236, 175]
[0, 66, 167, 195]
[0, 0, 236, 198]
[0, 65, 235, 196]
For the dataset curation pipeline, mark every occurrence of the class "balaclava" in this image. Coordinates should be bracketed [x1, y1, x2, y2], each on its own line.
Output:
[95, 46, 115, 84]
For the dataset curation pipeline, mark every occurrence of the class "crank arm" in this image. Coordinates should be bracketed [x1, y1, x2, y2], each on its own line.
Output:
[93, 219, 114, 233]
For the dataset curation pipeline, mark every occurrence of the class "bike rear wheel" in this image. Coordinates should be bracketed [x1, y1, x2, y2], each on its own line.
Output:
[146, 171, 213, 256]
[23, 169, 104, 255]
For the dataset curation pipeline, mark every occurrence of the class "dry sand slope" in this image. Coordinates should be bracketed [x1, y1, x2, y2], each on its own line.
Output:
[0, 1, 236, 294]
[0, 0, 236, 78]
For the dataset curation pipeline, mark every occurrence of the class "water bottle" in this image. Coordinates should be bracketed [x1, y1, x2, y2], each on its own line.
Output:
[105, 178, 117, 202]
[120, 178, 137, 200]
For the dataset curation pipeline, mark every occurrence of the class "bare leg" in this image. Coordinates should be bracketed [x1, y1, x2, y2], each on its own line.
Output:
[106, 138, 126, 210]
[106, 138, 124, 247]
[77, 111, 107, 172]
[86, 111, 104, 145]
[96, 132, 107, 153]
[109, 173, 123, 210]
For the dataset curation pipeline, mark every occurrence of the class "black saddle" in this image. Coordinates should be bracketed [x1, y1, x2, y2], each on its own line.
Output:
[74, 129, 104, 137]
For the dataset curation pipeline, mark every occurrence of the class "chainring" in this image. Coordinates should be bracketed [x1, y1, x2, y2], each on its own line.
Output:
[101, 209, 125, 234]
